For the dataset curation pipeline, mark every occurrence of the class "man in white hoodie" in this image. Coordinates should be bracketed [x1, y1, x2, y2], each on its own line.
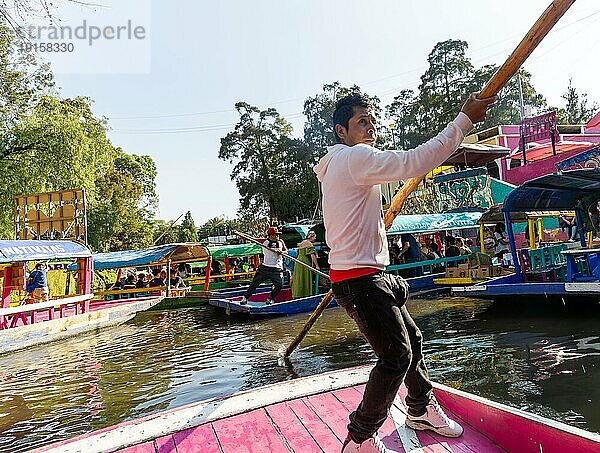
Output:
[314, 92, 495, 453]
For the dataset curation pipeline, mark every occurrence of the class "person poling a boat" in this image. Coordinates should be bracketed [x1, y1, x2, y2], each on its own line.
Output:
[314, 92, 496, 452]
[240, 226, 287, 305]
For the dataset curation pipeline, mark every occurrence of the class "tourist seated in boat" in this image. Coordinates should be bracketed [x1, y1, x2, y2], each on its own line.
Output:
[389, 242, 402, 265]
[111, 278, 122, 290]
[455, 237, 472, 256]
[493, 222, 510, 260]
[209, 259, 225, 282]
[26, 262, 49, 303]
[168, 268, 186, 288]
[148, 268, 165, 287]
[292, 230, 319, 298]
[240, 226, 287, 305]
[177, 263, 191, 279]
[558, 214, 578, 241]
[398, 233, 423, 277]
[444, 235, 461, 266]
[122, 274, 137, 290]
[421, 240, 441, 261]
[136, 273, 149, 289]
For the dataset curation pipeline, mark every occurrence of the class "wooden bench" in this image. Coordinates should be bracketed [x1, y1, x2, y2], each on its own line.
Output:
[0, 294, 93, 330]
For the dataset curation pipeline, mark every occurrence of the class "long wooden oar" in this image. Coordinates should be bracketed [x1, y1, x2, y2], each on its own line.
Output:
[385, 0, 576, 229]
[233, 230, 329, 280]
[284, 0, 576, 358]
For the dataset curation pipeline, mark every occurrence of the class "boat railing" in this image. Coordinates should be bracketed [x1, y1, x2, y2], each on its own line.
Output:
[94, 286, 187, 300]
[386, 255, 468, 275]
[561, 246, 600, 282]
[187, 270, 255, 285]
[0, 293, 93, 330]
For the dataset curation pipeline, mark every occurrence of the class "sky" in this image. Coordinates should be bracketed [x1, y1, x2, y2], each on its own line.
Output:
[30, 0, 600, 225]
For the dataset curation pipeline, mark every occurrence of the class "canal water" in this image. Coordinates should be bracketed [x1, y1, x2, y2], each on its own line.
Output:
[0, 297, 598, 451]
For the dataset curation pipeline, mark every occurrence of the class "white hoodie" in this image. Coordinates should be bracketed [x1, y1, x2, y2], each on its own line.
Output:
[313, 112, 473, 271]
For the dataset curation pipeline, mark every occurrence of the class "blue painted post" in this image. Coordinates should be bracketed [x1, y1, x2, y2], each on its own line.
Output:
[505, 211, 521, 276]
[576, 209, 587, 248]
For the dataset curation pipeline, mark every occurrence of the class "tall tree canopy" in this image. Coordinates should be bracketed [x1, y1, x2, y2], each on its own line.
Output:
[219, 102, 296, 219]
[555, 79, 598, 124]
[418, 39, 474, 135]
[0, 18, 159, 250]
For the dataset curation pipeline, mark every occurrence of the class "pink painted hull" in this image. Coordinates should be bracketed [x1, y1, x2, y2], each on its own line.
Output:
[33, 366, 600, 453]
[3, 297, 157, 328]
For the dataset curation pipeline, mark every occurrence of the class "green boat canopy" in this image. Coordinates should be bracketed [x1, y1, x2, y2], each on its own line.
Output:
[208, 243, 262, 259]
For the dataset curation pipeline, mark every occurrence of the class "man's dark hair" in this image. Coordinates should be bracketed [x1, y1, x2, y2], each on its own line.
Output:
[332, 93, 372, 143]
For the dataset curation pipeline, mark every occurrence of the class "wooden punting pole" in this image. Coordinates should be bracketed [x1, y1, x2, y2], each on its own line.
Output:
[284, 0, 576, 358]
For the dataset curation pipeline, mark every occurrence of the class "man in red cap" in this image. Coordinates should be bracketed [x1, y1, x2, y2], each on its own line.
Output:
[240, 226, 287, 305]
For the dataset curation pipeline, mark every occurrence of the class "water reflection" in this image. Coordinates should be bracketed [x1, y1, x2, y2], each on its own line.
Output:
[0, 297, 598, 451]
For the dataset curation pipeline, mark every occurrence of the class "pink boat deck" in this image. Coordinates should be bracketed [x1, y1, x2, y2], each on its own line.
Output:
[36, 367, 600, 453]
[117, 384, 502, 453]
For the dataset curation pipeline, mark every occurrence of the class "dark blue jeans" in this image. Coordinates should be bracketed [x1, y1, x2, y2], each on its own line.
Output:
[332, 272, 432, 443]
[244, 265, 283, 300]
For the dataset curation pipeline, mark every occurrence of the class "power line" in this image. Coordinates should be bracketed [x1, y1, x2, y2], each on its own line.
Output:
[110, 9, 600, 135]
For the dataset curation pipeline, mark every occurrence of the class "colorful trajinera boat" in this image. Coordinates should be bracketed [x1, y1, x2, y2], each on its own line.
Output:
[453, 169, 600, 303]
[187, 243, 263, 292]
[209, 288, 336, 316]
[86, 243, 211, 310]
[34, 366, 600, 452]
[0, 240, 163, 355]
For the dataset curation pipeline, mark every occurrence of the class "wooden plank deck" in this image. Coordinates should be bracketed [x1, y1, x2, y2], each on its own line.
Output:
[114, 383, 504, 453]
[35, 366, 600, 453]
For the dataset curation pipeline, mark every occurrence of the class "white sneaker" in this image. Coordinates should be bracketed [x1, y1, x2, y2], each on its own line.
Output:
[239, 296, 248, 305]
[406, 398, 463, 437]
[341, 434, 388, 453]
[265, 298, 274, 305]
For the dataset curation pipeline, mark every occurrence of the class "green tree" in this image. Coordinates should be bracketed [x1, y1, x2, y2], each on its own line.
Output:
[198, 216, 235, 240]
[0, 19, 55, 160]
[385, 89, 423, 149]
[153, 219, 179, 245]
[87, 148, 157, 252]
[0, 96, 115, 238]
[177, 211, 198, 242]
[232, 208, 269, 236]
[470, 66, 546, 130]
[219, 102, 294, 219]
[555, 79, 598, 124]
[418, 39, 474, 135]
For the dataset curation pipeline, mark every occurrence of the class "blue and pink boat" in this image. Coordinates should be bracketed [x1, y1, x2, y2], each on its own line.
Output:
[453, 169, 600, 303]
